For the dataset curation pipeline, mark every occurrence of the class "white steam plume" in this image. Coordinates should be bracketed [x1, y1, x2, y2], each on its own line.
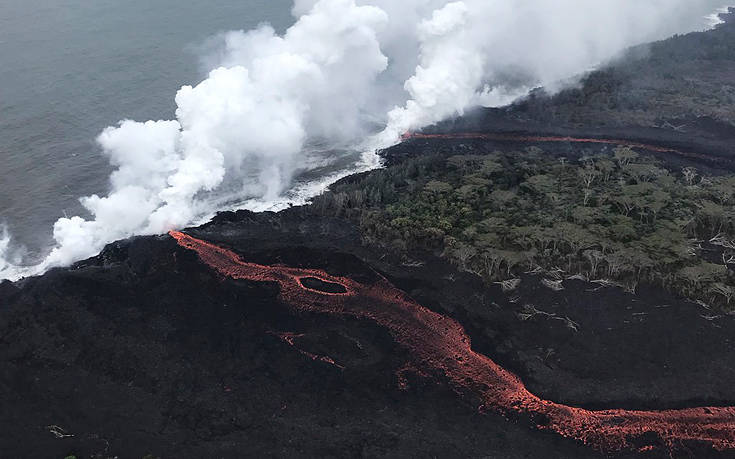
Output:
[1, 0, 732, 281]
[378, 0, 735, 142]
[0, 226, 13, 278]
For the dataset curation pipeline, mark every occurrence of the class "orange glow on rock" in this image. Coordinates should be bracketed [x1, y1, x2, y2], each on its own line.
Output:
[401, 132, 733, 165]
[170, 230, 735, 453]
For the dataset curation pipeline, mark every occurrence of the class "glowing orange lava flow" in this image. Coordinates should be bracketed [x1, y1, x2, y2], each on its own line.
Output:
[170, 230, 735, 453]
[401, 132, 733, 165]
[270, 332, 345, 370]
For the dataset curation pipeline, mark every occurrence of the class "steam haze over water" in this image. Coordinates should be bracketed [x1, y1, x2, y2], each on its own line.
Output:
[0, 0, 293, 259]
[1, 0, 732, 280]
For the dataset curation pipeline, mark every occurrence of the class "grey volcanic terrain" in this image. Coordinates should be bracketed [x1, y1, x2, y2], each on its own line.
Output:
[2, 9, 735, 459]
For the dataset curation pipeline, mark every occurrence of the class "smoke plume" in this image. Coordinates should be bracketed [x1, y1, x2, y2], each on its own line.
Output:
[1, 0, 731, 281]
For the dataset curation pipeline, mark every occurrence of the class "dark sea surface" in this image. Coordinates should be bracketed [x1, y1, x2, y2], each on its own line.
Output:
[0, 0, 292, 258]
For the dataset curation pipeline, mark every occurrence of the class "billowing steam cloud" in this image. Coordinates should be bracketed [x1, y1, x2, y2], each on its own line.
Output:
[1, 0, 731, 281]
[380, 0, 735, 141]
[0, 226, 15, 276]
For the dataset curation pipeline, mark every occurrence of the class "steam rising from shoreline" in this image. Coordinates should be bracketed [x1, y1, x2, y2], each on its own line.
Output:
[0, 226, 14, 277]
[1, 0, 732, 281]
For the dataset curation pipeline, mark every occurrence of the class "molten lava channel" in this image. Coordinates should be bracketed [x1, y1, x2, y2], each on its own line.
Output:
[401, 132, 734, 166]
[170, 231, 735, 454]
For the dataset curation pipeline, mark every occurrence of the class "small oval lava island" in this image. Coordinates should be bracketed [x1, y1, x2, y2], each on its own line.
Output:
[299, 276, 348, 294]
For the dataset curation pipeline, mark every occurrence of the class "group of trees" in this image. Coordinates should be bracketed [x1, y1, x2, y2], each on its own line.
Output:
[313, 144, 735, 311]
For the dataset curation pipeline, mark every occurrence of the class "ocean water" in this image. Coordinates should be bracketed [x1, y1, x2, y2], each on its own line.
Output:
[1, 1, 732, 273]
[0, 0, 293, 260]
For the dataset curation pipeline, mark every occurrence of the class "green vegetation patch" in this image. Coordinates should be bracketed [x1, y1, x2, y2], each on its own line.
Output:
[315, 145, 735, 311]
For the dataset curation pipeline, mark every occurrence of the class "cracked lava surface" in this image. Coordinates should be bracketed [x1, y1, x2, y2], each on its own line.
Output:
[401, 132, 735, 166]
[170, 230, 735, 454]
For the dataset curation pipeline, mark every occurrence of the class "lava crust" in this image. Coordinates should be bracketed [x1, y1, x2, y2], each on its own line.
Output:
[170, 230, 735, 454]
[401, 132, 735, 166]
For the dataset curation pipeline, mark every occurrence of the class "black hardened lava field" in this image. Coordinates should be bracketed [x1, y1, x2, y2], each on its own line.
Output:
[4, 124, 735, 457]
[3, 8, 735, 459]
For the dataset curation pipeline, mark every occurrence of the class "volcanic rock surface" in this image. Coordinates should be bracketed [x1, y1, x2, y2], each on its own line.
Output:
[4, 13, 735, 457]
[2, 165, 735, 457]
